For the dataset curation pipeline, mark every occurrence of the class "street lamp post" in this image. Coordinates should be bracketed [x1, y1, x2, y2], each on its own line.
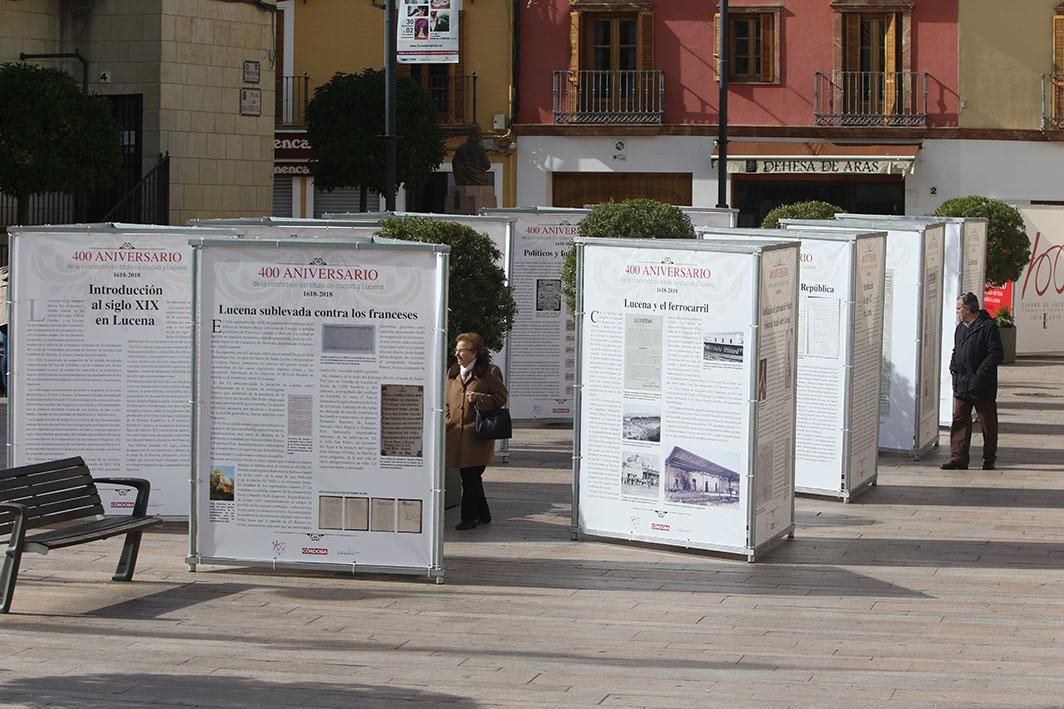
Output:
[716, 0, 729, 209]
[384, 0, 398, 210]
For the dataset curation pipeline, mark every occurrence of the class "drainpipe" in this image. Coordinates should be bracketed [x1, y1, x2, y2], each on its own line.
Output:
[716, 1, 729, 208]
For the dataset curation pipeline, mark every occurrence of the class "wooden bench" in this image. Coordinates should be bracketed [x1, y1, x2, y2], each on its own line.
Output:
[0, 456, 162, 613]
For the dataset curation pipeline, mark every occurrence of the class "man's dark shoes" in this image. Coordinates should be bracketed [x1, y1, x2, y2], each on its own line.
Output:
[940, 461, 968, 470]
[983, 462, 996, 470]
[478, 515, 491, 525]
[455, 520, 478, 530]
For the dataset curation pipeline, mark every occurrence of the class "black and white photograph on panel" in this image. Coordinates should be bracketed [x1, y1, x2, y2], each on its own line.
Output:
[621, 450, 661, 500]
[664, 445, 740, 507]
[622, 406, 661, 443]
[703, 329, 744, 365]
[536, 278, 562, 311]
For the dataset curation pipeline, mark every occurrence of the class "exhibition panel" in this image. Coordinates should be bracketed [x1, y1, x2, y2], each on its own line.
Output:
[781, 219, 945, 459]
[572, 237, 799, 560]
[188, 238, 448, 580]
[836, 214, 987, 426]
[698, 228, 887, 501]
[7, 224, 236, 518]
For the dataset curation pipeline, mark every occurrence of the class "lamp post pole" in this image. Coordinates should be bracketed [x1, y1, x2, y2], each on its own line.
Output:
[716, 0, 729, 209]
[384, 0, 398, 210]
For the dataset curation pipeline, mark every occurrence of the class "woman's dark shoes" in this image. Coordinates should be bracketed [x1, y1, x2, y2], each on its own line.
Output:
[455, 520, 478, 530]
[940, 461, 968, 470]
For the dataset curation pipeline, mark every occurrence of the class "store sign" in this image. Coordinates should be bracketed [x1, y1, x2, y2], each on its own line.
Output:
[723, 158, 911, 175]
[274, 130, 311, 175]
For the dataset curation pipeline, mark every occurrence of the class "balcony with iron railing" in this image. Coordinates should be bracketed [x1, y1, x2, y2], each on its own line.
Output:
[1043, 73, 1064, 130]
[276, 74, 310, 127]
[553, 69, 664, 124]
[409, 72, 478, 127]
[814, 71, 928, 127]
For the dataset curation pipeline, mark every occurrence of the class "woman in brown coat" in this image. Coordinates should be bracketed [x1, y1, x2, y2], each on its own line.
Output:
[446, 332, 508, 530]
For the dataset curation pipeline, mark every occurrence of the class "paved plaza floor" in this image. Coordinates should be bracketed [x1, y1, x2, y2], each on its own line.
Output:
[1, 357, 1063, 707]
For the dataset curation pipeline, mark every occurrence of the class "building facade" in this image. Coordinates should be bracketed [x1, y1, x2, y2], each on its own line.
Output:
[516, 1, 1064, 224]
[0, 0, 276, 228]
[273, 0, 518, 217]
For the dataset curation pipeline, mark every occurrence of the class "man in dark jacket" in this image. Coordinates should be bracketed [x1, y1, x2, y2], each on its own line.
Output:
[942, 292, 1004, 470]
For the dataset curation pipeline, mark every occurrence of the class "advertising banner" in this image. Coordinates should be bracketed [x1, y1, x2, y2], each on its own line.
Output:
[397, 0, 459, 64]
[1016, 206, 1064, 353]
[7, 225, 234, 518]
[573, 238, 797, 558]
[189, 239, 447, 577]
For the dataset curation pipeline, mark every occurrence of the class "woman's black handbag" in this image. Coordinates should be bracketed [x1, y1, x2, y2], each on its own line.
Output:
[474, 398, 512, 440]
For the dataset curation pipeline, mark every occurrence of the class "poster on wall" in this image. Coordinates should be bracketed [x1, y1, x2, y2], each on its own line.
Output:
[189, 238, 447, 577]
[7, 224, 234, 517]
[573, 238, 797, 557]
[397, 0, 459, 64]
[1016, 206, 1064, 353]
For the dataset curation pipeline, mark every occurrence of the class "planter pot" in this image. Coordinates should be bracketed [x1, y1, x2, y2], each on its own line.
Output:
[999, 326, 1016, 364]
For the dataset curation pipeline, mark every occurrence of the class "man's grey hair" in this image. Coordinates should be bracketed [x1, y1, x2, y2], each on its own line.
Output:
[959, 292, 980, 313]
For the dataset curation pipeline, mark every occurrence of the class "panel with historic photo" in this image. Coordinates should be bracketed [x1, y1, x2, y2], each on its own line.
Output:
[663, 445, 741, 508]
[703, 329, 744, 365]
[620, 450, 661, 500]
[622, 406, 661, 443]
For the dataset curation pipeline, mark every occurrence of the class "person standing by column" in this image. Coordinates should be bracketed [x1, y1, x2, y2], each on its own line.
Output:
[445, 332, 508, 530]
[942, 292, 1003, 471]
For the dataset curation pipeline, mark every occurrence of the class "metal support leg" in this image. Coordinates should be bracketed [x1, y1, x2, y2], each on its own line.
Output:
[112, 530, 144, 582]
[1, 503, 28, 613]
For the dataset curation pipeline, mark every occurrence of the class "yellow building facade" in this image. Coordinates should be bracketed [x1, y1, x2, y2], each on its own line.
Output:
[959, 1, 1064, 130]
[275, 0, 517, 216]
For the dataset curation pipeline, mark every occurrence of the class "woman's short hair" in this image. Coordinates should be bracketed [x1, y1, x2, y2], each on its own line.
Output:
[455, 332, 485, 358]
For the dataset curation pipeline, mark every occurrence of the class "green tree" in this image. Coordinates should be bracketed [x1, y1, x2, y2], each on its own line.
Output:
[0, 62, 122, 226]
[561, 199, 696, 314]
[760, 200, 843, 228]
[305, 69, 446, 211]
[933, 196, 1031, 287]
[376, 216, 515, 355]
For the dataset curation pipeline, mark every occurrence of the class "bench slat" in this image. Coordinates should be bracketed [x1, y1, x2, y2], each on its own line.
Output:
[25, 516, 161, 551]
[10, 485, 101, 510]
[0, 466, 95, 497]
[0, 457, 85, 479]
[1, 505, 104, 538]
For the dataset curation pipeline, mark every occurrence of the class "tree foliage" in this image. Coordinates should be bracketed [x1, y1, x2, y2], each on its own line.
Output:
[0, 62, 122, 225]
[561, 199, 695, 314]
[760, 200, 843, 228]
[376, 216, 516, 356]
[933, 195, 1031, 287]
[305, 69, 446, 209]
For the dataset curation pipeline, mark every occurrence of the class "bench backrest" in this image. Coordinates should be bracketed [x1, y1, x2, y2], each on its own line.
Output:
[0, 457, 104, 538]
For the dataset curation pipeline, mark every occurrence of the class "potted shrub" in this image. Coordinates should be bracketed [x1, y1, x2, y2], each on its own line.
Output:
[560, 199, 695, 314]
[933, 196, 1031, 288]
[760, 200, 844, 228]
[994, 305, 1017, 364]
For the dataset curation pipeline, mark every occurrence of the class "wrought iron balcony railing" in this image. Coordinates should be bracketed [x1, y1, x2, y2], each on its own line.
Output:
[814, 71, 928, 127]
[553, 69, 664, 124]
[276, 73, 310, 126]
[409, 72, 477, 126]
[1043, 73, 1064, 129]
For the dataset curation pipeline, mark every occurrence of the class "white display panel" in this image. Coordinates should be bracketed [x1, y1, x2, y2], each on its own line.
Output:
[781, 220, 944, 458]
[1017, 206, 1064, 354]
[836, 214, 986, 426]
[7, 225, 233, 517]
[699, 229, 886, 500]
[189, 239, 446, 577]
[574, 238, 797, 558]
[484, 209, 586, 419]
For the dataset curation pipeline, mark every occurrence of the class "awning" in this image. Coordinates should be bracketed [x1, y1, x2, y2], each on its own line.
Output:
[710, 142, 920, 176]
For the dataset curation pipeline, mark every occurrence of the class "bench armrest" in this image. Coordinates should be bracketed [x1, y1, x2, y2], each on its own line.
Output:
[1, 501, 29, 549]
[93, 478, 152, 517]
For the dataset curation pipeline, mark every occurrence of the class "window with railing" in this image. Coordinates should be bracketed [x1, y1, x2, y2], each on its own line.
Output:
[407, 64, 473, 126]
[276, 73, 310, 126]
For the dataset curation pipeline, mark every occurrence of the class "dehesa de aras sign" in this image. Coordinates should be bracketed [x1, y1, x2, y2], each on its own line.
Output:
[1016, 206, 1064, 353]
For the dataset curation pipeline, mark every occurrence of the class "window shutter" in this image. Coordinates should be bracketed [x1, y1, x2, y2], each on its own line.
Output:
[883, 12, 898, 115]
[1054, 15, 1064, 75]
[453, 10, 466, 123]
[843, 14, 860, 72]
[569, 10, 582, 74]
[713, 13, 720, 81]
[759, 14, 774, 82]
[637, 12, 654, 70]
